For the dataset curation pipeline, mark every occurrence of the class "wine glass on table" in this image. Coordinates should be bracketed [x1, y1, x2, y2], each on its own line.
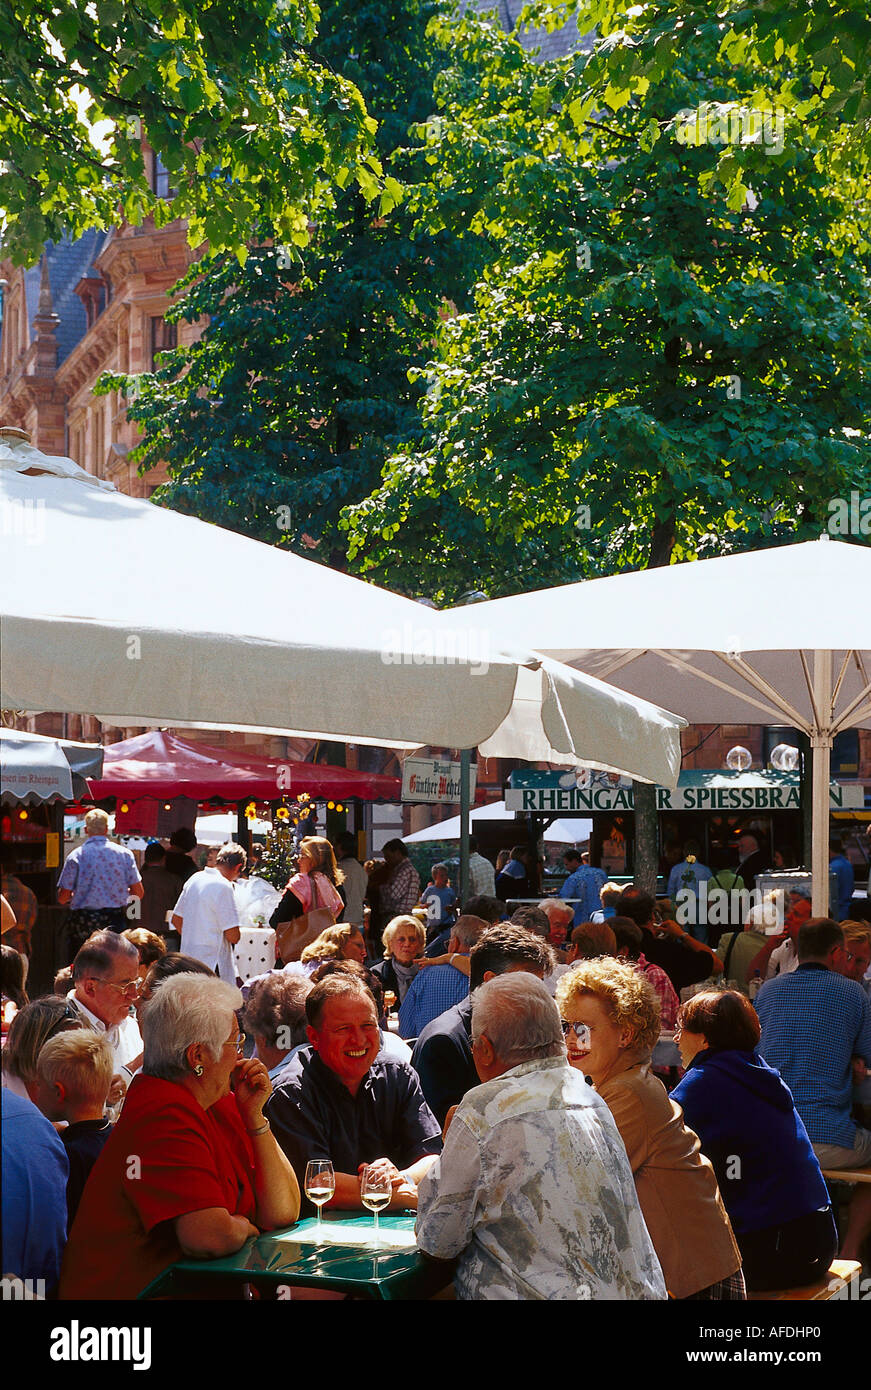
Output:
[304, 1159, 335, 1235]
[360, 1164, 392, 1249]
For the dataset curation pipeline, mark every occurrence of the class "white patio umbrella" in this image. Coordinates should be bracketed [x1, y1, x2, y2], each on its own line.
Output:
[195, 812, 272, 845]
[0, 726, 103, 802]
[446, 538, 871, 914]
[404, 799, 592, 844]
[1, 728, 73, 802]
[0, 430, 684, 786]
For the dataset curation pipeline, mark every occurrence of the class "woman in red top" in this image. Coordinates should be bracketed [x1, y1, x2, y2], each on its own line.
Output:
[59, 973, 300, 1300]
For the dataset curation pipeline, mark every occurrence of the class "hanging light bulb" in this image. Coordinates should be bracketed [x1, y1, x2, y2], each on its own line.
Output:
[18, 808, 28, 820]
[769, 743, 800, 773]
[119, 802, 130, 814]
[725, 746, 752, 772]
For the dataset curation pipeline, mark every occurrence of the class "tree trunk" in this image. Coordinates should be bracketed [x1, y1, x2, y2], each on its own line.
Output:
[634, 477, 676, 891]
[633, 781, 659, 894]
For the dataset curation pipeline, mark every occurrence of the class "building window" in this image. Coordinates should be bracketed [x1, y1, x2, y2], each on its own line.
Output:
[150, 151, 172, 199]
[93, 407, 104, 474]
[149, 316, 177, 367]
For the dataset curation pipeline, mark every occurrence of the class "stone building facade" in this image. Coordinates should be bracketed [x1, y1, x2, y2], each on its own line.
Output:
[1, 216, 203, 496]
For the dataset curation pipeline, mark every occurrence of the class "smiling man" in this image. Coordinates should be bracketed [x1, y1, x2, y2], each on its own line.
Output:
[265, 976, 441, 1212]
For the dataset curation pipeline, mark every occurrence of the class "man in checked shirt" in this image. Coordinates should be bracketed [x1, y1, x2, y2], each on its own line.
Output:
[380, 839, 421, 918]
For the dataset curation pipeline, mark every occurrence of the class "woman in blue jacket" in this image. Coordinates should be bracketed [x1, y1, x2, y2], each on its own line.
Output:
[672, 989, 837, 1292]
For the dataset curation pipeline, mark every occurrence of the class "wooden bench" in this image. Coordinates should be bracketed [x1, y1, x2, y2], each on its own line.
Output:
[750, 1259, 862, 1301]
[820, 1167, 871, 1185]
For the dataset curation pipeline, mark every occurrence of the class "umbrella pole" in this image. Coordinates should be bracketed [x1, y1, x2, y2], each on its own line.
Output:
[810, 651, 833, 917]
[236, 799, 252, 860]
[459, 749, 472, 907]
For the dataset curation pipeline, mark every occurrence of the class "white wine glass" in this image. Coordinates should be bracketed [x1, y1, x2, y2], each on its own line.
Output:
[360, 1164, 392, 1249]
[304, 1159, 335, 1235]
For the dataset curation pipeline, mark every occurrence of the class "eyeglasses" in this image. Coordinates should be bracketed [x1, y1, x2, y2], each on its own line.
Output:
[227, 1031, 246, 1055]
[87, 976, 140, 995]
[560, 1020, 591, 1045]
[46, 1000, 81, 1040]
[846, 951, 870, 968]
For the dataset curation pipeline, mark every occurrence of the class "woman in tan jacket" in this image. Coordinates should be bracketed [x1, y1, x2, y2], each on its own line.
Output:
[556, 957, 744, 1300]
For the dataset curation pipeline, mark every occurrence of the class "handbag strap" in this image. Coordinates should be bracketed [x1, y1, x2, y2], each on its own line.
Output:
[721, 929, 740, 981]
[309, 873, 319, 909]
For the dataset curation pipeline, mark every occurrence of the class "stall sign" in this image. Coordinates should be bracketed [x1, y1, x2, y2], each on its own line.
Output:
[505, 771, 865, 814]
[402, 758, 476, 805]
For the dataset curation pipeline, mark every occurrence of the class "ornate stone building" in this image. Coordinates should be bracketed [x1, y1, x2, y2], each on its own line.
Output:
[1, 214, 203, 495]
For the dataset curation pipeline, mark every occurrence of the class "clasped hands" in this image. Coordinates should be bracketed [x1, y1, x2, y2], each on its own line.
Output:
[358, 1157, 417, 1210]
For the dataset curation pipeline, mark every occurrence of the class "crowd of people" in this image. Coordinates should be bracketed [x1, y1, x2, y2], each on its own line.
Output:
[2, 815, 870, 1302]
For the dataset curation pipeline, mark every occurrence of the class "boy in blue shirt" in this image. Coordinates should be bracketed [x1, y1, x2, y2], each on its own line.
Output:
[421, 863, 457, 943]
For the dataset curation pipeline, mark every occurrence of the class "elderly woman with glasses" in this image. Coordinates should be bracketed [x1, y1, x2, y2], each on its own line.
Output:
[59, 973, 300, 1300]
[556, 957, 744, 1301]
[370, 915, 426, 1008]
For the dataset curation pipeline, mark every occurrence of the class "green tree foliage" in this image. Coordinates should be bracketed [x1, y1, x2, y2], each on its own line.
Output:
[100, 0, 483, 563]
[523, 1, 871, 244]
[0, 0, 376, 265]
[342, 9, 871, 601]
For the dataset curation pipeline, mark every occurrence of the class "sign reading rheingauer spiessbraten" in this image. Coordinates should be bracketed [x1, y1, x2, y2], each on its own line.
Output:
[402, 758, 476, 804]
[504, 771, 865, 814]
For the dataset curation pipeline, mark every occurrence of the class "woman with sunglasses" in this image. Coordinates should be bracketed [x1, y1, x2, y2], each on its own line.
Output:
[1, 995, 82, 1100]
[60, 972, 300, 1299]
[556, 957, 743, 1300]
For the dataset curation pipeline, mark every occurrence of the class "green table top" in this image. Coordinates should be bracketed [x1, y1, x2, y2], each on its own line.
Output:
[138, 1212, 451, 1301]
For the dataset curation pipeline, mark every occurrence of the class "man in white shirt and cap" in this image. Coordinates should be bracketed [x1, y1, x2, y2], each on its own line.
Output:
[170, 842, 245, 982]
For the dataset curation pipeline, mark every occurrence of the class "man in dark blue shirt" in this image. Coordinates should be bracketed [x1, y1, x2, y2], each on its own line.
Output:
[756, 918, 871, 1262]
[829, 837, 855, 921]
[411, 925, 554, 1126]
[266, 975, 441, 1211]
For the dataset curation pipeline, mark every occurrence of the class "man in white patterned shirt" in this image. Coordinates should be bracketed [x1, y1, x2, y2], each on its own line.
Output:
[415, 974, 666, 1301]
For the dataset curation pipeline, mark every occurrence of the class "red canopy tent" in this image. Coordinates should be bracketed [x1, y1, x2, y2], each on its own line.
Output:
[85, 731, 402, 804]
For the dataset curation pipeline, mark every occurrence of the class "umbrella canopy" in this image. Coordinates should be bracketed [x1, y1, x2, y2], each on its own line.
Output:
[0, 432, 684, 786]
[404, 799, 592, 844]
[1, 730, 73, 803]
[87, 731, 402, 802]
[0, 727, 103, 804]
[195, 812, 273, 845]
[545, 818, 594, 845]
[447, 539, 871, 912]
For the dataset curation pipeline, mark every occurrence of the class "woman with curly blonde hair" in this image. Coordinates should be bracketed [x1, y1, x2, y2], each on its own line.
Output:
[556, 957, 744, 1301]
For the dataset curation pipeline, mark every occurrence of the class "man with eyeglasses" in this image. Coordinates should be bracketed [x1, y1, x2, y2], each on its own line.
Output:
[70, 932, 143, 1097]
